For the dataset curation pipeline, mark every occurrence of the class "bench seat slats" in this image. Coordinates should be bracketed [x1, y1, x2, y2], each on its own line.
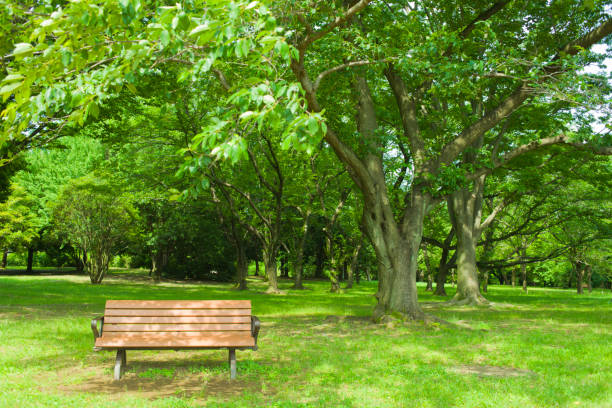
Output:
[95, 331, 255, 348]
[104, 323, 251, 332]
[106, 300, 251, 309]
[104, 308, 251, 317]
[104, 316, 251, 324]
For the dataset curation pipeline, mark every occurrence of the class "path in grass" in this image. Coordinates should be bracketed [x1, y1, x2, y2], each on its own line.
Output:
[0, 274, 610, 407]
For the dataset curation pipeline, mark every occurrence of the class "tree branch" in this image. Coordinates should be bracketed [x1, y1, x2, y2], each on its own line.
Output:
[298, 0, 373, 52]
[314, 59, 384, 90]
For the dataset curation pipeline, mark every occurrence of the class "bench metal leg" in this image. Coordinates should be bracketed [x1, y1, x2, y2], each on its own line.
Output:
[114, 349, 126, 380]
[228, 348, 236, 379]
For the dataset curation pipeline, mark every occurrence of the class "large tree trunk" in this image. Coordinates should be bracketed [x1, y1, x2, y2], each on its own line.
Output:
[363, 187, 426, 322]
[448, 189, 488, 305]
[26, 247, 35, 274]
[1, 250, 7, 269]
[262, 246, 279, 293]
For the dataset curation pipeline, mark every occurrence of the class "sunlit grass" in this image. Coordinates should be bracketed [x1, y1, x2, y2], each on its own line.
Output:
[0, 273, 610, 407]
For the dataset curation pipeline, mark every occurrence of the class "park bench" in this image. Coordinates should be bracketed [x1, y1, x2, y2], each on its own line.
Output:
[91, 300, 260, 380]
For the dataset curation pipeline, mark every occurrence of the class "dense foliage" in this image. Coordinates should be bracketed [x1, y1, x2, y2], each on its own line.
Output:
[0, 0, 610, 317]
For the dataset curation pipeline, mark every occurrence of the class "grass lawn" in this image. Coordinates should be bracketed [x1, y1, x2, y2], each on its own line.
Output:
[0, 273, 610, 407]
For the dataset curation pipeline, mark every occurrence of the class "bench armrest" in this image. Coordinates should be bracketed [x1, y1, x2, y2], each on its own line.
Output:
[251, 315, 261, 350]
[91, 316, 104, 340]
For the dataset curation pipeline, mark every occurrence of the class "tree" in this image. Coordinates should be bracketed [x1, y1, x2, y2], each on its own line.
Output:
[0, 184, 39, 268]
[2, 0, 611, 320]
[52, 175, 137, 283]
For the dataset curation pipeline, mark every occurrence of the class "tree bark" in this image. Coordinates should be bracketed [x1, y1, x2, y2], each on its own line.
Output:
[292, 249, 305, 289]
[482, 269, 489, 293]
[314, 245, 324, 278]
[448, 188, 488, 305]
[576, 262, 584, 295]
[263, 246, 279, 293]
[364, 189, 426, 321]
[422, 244, 433, 291]
[433, 231, 455, 296]
[87, 249, 110, 284]
[1, 250, 7, 269]
[521, 256, 528, 293]
[26, 247, 34, 274]
[586, 265, 592, 293]
[235, 243, 248, 290]
[345, 239, 362, 289]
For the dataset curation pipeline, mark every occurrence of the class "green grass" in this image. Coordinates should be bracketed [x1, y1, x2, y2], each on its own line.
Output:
[0, 273, 610, 407]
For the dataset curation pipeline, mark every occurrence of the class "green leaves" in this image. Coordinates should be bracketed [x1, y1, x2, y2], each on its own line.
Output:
[12, 42, 33, 58]
[0, 81, 23, 101]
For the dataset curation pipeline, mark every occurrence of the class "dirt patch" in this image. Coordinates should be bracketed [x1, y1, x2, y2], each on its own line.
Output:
[47, 351, 275, 402]
[451, 364, 536, 378]
[60, 371, 265, 401]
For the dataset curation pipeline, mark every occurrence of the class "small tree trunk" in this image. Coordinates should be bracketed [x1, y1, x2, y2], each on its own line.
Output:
[434, 263, 449, 296]
[324, 232, 341, 292]
[235, 244, 248, 290]
[149, 250, 157, 278]
[345, 240, 362, 290]
[1, 250, 7, 269]
[255, 257, 260, 277]
[482, 269, 489, 293]
[314, 245, 325, 279]
[499, 269, 506, 285]
[88, 250, 109, 284]
[262, 247, 279, 293]
[576, 262, 584, 295]
[586, 265, 592, 293]
[520, 247, 528, 293]
[365, 266, 371, 281]
[292, 252, 304, 289]
[280, 253, 288, 278]
[422, 244, 434, 292]
[26, 247, 35, 273]
[512, 269, 516, 287]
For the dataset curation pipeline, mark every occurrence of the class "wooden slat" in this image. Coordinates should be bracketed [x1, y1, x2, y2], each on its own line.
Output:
[104, 309, 251, 317]
[104, 323, 251, 332]
[105, 300, 251, 309]
[95, 332, 255, 348]
[104, 316, 251, 324]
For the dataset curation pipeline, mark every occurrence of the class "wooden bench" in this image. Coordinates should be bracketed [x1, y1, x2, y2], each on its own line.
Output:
[91, 300, 260, 380]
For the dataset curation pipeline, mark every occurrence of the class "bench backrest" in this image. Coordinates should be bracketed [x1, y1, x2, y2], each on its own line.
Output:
[103, 300, 252, 335]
